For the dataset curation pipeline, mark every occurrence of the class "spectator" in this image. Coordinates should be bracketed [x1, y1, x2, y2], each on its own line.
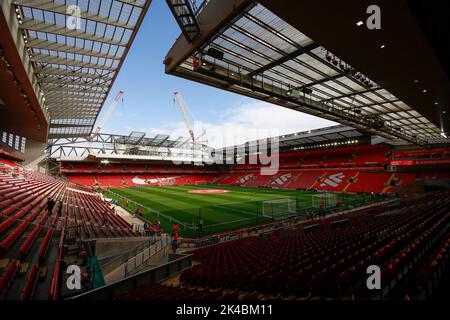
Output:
[172, 232, 179, 253]
[319, 207, 326, 220]
[57, 201, 63, 217]
[172, 223, 179, 235]
[198, 219, 203, 235]
[46, 198, 56, 214]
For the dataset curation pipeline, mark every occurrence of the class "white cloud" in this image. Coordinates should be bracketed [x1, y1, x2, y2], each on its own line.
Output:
[137, 101, 337, 148]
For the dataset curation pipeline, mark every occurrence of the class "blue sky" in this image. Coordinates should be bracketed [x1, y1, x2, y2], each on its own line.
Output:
[100, 0, 336, 147]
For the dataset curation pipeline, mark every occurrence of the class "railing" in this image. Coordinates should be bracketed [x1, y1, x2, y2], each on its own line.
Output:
[84, 241, 105, 289]
[69, 253, 193, 300]
[124, 236, 170, 277]
[108, 188, 389, 240]
[192, 0, 210, 16]
[49, 229, 65, 300]
[100, 236, 168, 277]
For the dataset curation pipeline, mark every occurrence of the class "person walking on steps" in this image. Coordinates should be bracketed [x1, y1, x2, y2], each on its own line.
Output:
[46, 198, 55, 214]
[57, 201, 63, 217]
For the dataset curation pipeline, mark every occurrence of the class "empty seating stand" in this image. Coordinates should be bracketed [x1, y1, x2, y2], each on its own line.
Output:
[115, 192, 450, 300]
[0, 165, 145, 300]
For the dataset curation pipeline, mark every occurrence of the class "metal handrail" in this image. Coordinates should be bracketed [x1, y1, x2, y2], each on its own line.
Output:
[124, 236, 170, 277]
[100, 236, 160, 272]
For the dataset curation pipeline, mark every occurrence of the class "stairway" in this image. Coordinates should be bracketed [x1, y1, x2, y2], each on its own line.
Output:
[382, 173, 396, 193]
[308, 173, 326, 190]
[343, 171, 360, 192]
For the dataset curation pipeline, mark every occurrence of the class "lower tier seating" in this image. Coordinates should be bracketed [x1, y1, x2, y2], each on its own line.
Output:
[0, 165, 143, 300]
[116, 192, 450, 300]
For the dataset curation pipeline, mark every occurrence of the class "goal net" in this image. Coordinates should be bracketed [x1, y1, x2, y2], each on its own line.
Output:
[311, 193, 337, 209]
[262, 198, 297, 219]
[194, 180, 208, 185]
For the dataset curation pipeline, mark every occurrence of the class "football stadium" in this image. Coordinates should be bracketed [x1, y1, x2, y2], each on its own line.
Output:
[0, 0, 449, 304]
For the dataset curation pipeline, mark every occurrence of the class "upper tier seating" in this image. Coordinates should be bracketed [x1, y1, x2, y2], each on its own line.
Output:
[393, 147, 450, 160]
[0, 148, 25, 166]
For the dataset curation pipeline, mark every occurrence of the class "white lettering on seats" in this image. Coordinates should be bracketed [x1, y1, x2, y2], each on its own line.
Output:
[320, 173, 345, 187]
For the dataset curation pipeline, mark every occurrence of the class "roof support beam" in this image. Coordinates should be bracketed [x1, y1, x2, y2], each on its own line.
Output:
[320, 88, 382, 103]
[20, 19, 126, 46]
[18, 0, 135, 29]
[115, 0, 146, 8]
[34, 66, 114, 79]
[164, 0, 253, 73]
[192, 62, 428, 146]
[45, 94, 106, 103]
[37, 76, 109, 87]
[26, 38, 121, 60]
[49, 123, 93, 128]
[41, 85, 107, 95]
[31, 53, 116, 71]
[249, 42, 319, 76]
[38, 79, 109, 88]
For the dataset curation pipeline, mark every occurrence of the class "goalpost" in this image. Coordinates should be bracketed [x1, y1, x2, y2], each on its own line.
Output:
[311, 193, 338, 209]
[262, 198, 297, 219]
[194, 180, 208, 185]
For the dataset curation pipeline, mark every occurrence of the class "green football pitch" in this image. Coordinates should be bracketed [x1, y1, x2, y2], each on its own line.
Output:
[106, 185, 360, 238]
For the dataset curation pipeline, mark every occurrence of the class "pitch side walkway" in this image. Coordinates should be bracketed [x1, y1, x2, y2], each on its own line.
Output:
[112, 204, 145, 227]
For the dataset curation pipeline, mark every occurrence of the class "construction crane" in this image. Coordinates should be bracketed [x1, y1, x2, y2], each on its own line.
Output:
[173, 91, 209, 152]
[90, 90, 124, 140]
[174, 91, 196, 143]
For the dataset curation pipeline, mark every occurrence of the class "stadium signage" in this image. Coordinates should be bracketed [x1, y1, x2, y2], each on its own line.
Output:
[390, 160, 414, 166]
[176, 304, 211, 317]
[391, 159, 450, 166]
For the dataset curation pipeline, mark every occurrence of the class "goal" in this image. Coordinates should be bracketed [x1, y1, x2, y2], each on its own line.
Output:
[194, 180, 208, 185]
[262, 198, 297, 219]
[311, 193, 337, 209]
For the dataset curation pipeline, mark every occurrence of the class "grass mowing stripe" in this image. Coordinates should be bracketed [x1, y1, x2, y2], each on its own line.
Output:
[130, 185, 296, 207]
[113, 187, 251, 225]
[129, 186, 260, 210]
[108, 185, 361, 238]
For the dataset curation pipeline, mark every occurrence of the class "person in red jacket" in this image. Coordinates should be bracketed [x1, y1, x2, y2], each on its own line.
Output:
[172, 232, 180, 253]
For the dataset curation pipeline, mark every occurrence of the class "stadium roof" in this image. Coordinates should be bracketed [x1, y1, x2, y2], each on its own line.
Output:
[48, 131, 200, 158]
[213, 125, 370, 155]
[164, 0, 450, 147]
[6, 0, 151, 139]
